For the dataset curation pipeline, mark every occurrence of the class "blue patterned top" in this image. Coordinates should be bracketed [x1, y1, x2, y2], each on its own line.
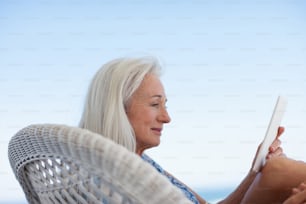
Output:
[141, 154, 200, 204]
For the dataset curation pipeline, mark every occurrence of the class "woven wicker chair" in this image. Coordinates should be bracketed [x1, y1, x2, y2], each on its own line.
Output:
[8, 124, 192, 204]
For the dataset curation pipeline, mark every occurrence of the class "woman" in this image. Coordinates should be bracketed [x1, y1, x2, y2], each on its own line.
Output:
[79, 56, 306, 204]
[284, 182, 306, 204]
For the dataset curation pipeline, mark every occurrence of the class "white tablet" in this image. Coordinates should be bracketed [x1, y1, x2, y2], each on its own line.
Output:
[252, 96, 287, 172]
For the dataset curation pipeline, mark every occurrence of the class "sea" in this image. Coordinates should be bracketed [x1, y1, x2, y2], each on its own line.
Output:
[0, 188, 232, 204]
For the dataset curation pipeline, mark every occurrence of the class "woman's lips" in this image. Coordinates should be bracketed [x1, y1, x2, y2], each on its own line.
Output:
[151, 128, 162, 135]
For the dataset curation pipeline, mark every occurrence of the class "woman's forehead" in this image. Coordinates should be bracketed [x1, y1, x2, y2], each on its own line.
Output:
[133, 74, 167, 99]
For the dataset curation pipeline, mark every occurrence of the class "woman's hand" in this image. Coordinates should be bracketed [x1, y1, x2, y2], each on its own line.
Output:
[283, 182, 306, 204]
[266, 126, 285, 159]
[251, 126, 286, 171]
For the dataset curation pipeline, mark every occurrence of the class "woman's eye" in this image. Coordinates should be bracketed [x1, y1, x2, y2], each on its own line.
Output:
[151, 103, 159, 107]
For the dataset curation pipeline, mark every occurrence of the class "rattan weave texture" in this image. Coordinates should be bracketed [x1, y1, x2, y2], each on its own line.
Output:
[8, 124, 192, 204]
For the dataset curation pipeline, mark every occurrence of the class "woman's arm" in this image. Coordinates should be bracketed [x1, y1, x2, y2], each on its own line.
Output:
[241, 157, 306, 204]
[217, 127, 286, 204]
[164, 170, 257, 204]
[216, 171, 257, 204]
[196, 127, 285, 204]
[238, 127, 306, 203]
[190, 157, 306, 204]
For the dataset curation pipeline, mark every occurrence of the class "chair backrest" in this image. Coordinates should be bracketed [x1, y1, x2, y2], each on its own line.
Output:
[8, 124, 192, 204]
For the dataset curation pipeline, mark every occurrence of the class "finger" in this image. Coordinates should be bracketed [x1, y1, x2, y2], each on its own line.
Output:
[284, 190, 306, 204]
[292, 187, 301, 195]
[292, 190, 306, 203]
[267, 147, 284, 159]
[277, 126, 285, 138]
[298, 182, 306, 191]
[269, 139, 282, 152]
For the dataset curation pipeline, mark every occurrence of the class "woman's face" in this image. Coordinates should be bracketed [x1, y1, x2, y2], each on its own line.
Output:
[126, 74, 171, 155]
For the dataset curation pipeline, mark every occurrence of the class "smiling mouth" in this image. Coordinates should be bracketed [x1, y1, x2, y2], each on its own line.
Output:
[151, 128, 162, 134]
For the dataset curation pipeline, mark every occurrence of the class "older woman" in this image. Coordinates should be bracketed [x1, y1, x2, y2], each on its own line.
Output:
[284, 182, 306, 204]
[79, 56, 306, 204]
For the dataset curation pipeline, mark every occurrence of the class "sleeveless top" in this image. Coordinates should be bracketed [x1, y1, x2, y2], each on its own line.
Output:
[141, 154, 200, 204]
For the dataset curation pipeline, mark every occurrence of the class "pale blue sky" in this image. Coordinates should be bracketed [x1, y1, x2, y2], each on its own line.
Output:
[1, 0, 306, 202]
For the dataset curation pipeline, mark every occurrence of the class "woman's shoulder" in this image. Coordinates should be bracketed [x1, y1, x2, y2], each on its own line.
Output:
[141, 154, 200, 204]
[141, 153, 165, 173]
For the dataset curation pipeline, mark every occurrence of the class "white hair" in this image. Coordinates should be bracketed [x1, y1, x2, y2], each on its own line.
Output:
[79, 56, 162, 152]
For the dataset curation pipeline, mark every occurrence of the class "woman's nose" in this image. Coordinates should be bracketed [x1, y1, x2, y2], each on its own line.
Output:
[158, 108, 171, 123]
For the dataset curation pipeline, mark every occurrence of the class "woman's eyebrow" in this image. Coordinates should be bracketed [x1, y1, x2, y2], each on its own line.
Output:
[151, 95, 162, 98]
[151, 95, 168, 102]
